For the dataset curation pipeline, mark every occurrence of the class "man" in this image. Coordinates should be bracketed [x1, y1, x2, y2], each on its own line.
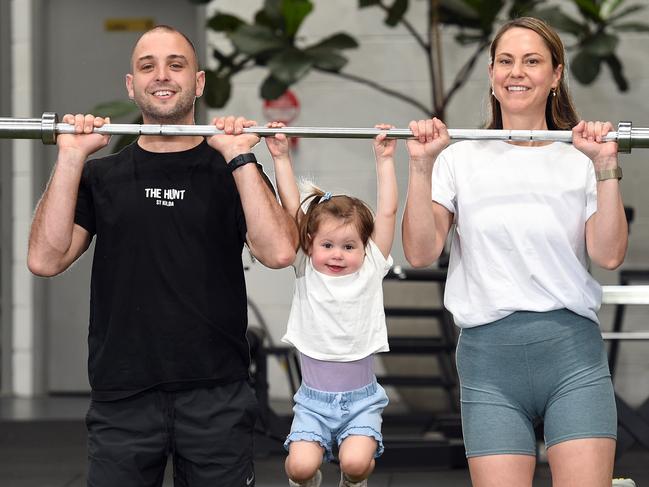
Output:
[28, 25, 298, 487]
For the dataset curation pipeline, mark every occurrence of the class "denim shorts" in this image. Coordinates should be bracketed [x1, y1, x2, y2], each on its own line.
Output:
[284, 380, 389, 462]
[456, 309, 617, 458]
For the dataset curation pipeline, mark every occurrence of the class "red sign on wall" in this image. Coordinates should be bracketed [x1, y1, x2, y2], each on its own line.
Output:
[263, 90, 301, 149]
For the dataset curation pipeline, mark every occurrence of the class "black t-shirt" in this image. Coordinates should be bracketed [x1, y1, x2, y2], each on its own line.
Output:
[75, 140, 250, 401]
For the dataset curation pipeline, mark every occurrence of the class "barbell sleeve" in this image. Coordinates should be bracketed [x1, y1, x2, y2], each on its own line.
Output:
[1, 112, 649, 153]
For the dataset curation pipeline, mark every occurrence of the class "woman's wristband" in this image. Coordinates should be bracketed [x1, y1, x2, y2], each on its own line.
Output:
[596, 167, 623, 181]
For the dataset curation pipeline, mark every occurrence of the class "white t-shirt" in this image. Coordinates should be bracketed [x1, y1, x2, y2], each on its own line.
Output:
[431, 140, 601, 328]
[281, 239, 393, 361]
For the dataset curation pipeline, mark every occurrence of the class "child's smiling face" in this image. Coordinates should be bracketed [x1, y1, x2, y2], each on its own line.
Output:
[308, 216, 365, 277]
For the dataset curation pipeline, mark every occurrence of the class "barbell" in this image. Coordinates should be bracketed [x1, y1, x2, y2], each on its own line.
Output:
[1, 112, 649, 153]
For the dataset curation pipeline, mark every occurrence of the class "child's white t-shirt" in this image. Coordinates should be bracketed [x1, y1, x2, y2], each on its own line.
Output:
[432, 140, 601, 328]
[282, 239, 393, 361]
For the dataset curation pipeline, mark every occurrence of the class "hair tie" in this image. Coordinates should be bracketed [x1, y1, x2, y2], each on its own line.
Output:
[318, 192, 332, 204]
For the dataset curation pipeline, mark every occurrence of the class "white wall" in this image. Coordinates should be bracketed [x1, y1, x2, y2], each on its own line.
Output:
[205, 1, 649, 404]
[43, 0, 205, 393]
[1, 0, 15, 395]
[6, 0, 205, 395]
[10, 0, 40, 397]
[5, 0, 648, 405]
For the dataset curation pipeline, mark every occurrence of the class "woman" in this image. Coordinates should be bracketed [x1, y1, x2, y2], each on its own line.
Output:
[402, 17, 627, 487]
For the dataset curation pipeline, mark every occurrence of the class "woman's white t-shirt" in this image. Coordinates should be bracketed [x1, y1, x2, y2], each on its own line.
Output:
[431, 140, 601, 328]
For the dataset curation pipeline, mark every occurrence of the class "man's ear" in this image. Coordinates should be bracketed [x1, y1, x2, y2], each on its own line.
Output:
[195, 70, 205, 98]
[125, 73, 134, 100]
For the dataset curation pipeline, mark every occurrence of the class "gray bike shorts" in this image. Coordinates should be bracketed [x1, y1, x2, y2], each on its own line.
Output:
[456, 309, 617, 458]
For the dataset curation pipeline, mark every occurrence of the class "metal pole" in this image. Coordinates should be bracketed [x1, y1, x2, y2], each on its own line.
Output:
[602, 285, 649, 305]
[602, 332, 649, 340]
[1, 112, 649, 152]
[601, 285, 649, 341]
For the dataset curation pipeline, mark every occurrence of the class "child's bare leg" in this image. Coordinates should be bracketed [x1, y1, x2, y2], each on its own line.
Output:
[285, 440, 325, 484]
[338, 435, 377, 482]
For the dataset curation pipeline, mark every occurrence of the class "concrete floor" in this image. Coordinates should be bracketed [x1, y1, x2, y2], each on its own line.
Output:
[0, 396, 647, 486]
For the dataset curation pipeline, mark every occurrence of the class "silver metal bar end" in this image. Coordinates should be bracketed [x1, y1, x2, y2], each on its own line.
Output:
[41, 112, 58, 145]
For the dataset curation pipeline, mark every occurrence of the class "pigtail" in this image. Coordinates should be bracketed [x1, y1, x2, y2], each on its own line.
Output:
[297, 181, 325, 252]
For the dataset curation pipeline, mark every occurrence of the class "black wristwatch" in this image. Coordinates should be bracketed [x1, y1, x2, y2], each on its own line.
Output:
[228, 153, 258, 173]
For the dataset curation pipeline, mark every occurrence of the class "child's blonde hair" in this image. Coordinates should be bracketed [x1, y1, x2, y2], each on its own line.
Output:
[298, 183, 374, 253]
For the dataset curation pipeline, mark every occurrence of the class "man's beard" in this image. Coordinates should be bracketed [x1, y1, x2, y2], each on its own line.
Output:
[134, 91, 196, 124]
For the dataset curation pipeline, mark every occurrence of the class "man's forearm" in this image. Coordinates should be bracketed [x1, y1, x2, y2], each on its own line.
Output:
[28, 152, 85, 273]
[233, 164, 298, 268]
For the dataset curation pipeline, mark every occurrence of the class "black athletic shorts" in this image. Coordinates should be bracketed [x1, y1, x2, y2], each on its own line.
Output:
[86, 380, 259, 487]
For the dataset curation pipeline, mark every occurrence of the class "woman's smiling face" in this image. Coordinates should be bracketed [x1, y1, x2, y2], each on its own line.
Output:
[489, 27, 562, 123]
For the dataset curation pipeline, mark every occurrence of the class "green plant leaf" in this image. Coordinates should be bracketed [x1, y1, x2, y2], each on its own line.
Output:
[570, 49, 602, 84]
[532, 7, 587, 37]
[573, 0, 603, 23]
[207, 12, 245, 32]
[112, 114, 142, 154]
[439, 1, 486, 30]
[508, 0, 545, 18]
[603, 53, 628, 91]
[282, 0, 313, 37]
[267, 48, 314, 84]
[260, 75, 289, 100]
[612, 21, 649, 32]
[608, 5, 647, 23]
[475, 0, 504, 29]
[385, 0, 409, 27]
[441, 0, 500, 32]
[581, 31, 618, 56]
[600, 0, 624, 20]
[254, 10, 277, 30]
[308, 33, 359, 51]
[306, 48, 348, 71]
[263, 0, 284, 27]
[92, 100, 139, 119]
[440, 0, 480, 19]
[211, 47, 234, 68]
[454, 31, 486, 45]
[228, 25, 287, 55]
[203, 70, 232, 108]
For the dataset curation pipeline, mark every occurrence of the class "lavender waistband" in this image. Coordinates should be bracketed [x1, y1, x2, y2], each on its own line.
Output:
[299, 352, 375, 392]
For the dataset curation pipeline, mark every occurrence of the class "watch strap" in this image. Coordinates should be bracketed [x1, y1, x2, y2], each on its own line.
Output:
[228, 153, 258, 173]
[596, 167, 623, 181]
